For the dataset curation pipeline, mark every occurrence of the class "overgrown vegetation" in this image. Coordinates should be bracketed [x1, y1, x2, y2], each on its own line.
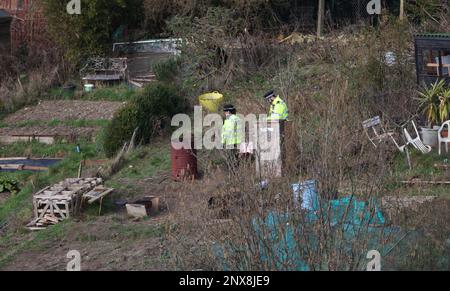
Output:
[1, 0, 450, 271]
[0, 177, 20, 194]
[103, 82, 187, 157]
[163, 18, 450, 271]
[42, 0, 143, 65]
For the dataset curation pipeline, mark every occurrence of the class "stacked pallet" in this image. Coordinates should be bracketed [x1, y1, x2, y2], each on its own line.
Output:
[27, 178, 103, 230]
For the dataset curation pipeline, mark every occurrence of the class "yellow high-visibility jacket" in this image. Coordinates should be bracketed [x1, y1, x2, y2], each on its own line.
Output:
[221, 114, 242, 146]
[268, 95, 289, 121]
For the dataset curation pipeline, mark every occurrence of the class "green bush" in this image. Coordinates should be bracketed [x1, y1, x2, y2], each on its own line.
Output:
[153, 58, 181, 83]
[102, 102, 139, 157]
[0, 176, 20, 194]
[103, 82, 187, 157]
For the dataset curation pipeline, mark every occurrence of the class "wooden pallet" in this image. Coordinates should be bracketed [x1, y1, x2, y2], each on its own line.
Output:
[27, 178, 104, 230]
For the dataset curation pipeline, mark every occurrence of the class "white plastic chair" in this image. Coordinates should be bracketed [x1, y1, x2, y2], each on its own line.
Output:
[438, 121, 450, 155]
[403, 121, 432, 154]
[389, 135, 407, 153]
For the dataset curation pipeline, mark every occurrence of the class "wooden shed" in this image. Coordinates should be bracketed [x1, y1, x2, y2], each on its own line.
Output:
[0, 9, 11, 54]
[415, 33, 450, 86]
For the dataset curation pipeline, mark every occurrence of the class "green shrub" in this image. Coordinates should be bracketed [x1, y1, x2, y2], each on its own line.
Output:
[0, 176, 20, 194]
[136, 82, 186, 143]
[103, 82, 187, 157]
[153, 58, 181, 83]
[102, 102, 139, 157]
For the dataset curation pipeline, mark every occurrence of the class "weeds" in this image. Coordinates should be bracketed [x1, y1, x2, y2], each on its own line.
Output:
[163, 20, 449, 271]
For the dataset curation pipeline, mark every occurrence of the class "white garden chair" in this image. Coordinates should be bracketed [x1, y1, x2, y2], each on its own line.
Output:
[362, 116, 407, 152]
[362, 116, 394, 147]
[403, 120, 432, 154]
[438, 121, 450, 155]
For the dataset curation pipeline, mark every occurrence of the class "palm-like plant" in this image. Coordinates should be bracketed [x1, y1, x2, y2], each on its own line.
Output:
[439, 88, 450, 124]
[417, 80, 446, 126]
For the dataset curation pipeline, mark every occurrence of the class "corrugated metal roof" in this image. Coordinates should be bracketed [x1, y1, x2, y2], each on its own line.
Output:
[415, 33, 450, 39]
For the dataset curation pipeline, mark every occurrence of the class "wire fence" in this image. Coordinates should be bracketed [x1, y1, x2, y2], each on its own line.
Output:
[272, 0, 390, 33]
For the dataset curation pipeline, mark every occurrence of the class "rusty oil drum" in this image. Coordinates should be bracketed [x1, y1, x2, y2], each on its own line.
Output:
[171, 141, 198, 181]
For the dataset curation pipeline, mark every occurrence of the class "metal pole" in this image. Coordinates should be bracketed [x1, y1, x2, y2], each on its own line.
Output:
[317, 0, 325, 37]
[399, 0, 405, 21]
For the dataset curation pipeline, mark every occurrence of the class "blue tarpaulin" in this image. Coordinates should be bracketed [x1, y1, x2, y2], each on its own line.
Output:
[216, 196, 404, 271]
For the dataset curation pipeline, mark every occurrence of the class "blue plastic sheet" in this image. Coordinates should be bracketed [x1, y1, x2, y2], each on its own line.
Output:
[216, 196, 403, 271]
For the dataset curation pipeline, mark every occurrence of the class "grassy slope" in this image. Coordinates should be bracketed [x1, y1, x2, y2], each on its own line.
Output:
[389, 150, 450, 199]
[0, 144, 170, 269]
[1, 66, 449, 269]
[0, 139, 171, 269]
[0, 85, 136, 268]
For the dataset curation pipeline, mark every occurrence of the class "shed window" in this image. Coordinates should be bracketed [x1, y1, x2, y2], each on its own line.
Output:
[422, 50, 450, 77]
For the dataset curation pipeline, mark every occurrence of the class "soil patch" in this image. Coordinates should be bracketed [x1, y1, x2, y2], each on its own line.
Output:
[3, 101, 125, 124]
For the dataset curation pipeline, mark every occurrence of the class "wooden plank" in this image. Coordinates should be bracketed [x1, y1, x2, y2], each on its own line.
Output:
[0, 164, 24, 170]
[33, 186, 50, 196]
[0, 157, 28, 161]
[131, 78, 154, 82]
[0, 135, 55, 145]
[126, 204, 148, 218]
[23, 165, 49, 171]
[35, 197, 73, 202]
[37, 209, 69, 215]
[85, 188, 114, 204]
[43, 214, 59, 224]
[28, 226, 47, 231]
[37, 203, 50, 220]
[401, 180, 450, 185]
[0, 164, 49, 171]
[129, 80, 144, 88]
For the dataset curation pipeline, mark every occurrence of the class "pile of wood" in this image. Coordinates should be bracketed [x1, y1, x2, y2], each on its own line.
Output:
[129, 74, 156, 88]
[26, 178, 112, 230]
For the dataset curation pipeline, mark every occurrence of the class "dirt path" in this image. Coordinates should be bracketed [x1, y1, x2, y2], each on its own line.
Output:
[1, 216, 168, 271]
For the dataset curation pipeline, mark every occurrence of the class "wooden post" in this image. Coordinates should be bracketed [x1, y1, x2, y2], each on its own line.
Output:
[399, 0, 405, 21]
[317, 0, 325, 38]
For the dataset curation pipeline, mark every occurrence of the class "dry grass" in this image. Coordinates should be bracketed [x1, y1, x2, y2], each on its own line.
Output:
[160, 21, 449, 271]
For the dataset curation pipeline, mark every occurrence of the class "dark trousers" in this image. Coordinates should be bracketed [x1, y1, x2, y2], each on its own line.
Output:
[224, 148, 240, 177]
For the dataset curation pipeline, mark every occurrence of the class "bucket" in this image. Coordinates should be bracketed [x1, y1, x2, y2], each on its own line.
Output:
[84, 84, 94, 92]
[421, 127, 439, 147]
[292, 180, 319, 210]
[198, 91, 223, 113]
